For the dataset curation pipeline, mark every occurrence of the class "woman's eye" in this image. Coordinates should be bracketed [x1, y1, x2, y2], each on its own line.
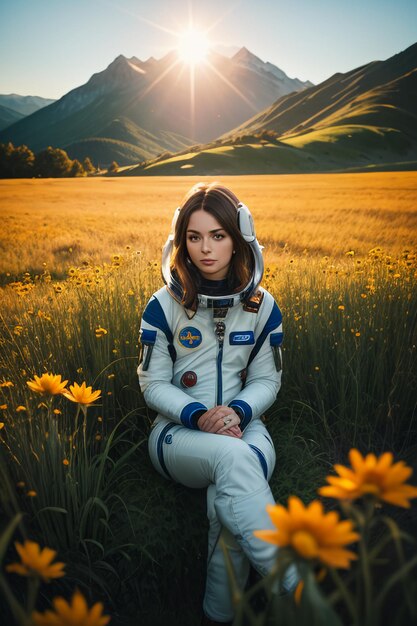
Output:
[188, 235, 199, 242]
[213, 234, 224, 240]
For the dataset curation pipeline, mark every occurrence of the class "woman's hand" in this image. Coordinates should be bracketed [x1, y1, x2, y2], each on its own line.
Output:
[221, 424, 242, 439]
[197, 406, 242, 437]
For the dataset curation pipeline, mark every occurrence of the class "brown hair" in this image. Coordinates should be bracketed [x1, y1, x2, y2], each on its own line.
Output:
[171, 182, 253, 308]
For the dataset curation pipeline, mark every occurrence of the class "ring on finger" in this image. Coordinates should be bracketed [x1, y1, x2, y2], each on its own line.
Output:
[223, 417, 232, 426]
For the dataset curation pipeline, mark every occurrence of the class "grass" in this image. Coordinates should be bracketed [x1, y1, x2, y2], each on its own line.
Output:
[0, 173, 416, 625]
[1, 172, 416, 278]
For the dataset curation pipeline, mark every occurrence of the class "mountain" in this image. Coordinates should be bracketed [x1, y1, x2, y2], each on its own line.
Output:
[0, 94, 55, 117]
[0, 94, 56, 132]
[0, 49, 310, 165]
[232, 47, 313, 93]
[0, 104, 25, 131]
[126, 42, 417, 175]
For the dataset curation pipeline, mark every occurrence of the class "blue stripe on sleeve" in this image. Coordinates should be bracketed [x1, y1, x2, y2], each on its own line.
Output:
[228, 399, 252, 430]
[142, 297, 176, 363]
[180, 402, 208, 429]
[143, 297, 173, 344]
[248, 302, 282, 367]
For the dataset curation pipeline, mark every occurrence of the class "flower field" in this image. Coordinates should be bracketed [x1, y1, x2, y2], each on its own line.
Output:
[0, 172, 416, 625]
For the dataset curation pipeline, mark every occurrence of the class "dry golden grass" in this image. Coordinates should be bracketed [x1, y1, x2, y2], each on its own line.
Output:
[0, 172, 416, 277]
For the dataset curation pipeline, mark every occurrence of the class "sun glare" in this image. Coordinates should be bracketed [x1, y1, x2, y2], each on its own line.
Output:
[177, 29, 210, 65]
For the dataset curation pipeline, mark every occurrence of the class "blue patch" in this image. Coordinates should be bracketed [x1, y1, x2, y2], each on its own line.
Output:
[270, 332, 283, 346]
[140, 329, 157, 344]
[178, 326, 202, 348]
[229, 331, 255, 345]
[165, 434, 173, 444]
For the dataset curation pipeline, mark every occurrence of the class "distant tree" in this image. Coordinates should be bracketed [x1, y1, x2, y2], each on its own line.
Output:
[34, 146, 73, 177]
[70, 159, 85, 177]
[82, 157, 96, 175]
[108, 161, 119, 174]
[10, 144, 35, 177]
[0, 142, 14, 178]
[0, 142, 35, 178]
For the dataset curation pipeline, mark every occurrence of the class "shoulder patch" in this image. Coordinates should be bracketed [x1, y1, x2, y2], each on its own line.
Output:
[178, 326, 202, 348]
[243, 290, 264, 313]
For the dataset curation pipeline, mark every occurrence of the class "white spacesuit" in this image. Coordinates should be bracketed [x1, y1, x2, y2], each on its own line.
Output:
[137, 203, 298, 623]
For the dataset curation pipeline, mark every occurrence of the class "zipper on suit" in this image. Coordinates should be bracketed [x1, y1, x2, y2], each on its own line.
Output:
[215, 321, 225, 405]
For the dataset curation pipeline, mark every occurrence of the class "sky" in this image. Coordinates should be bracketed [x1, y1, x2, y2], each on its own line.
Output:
[0, 0, 416, 100]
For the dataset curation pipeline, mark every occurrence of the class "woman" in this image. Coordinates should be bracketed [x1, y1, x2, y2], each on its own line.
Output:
[138, 183, 297, 625]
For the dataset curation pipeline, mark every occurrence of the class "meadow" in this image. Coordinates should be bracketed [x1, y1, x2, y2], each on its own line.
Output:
[0, 172, 416, 625]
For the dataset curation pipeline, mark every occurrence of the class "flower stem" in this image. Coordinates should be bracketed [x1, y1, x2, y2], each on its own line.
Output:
[329, 566, 357, 624]
[26, 575, 40, 615]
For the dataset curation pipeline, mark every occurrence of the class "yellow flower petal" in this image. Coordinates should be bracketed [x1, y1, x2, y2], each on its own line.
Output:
[32, 590, 110, 626]
[27, 373, 68, 396]
[258, 497, 358, 569]
[320, 449, 417, 508]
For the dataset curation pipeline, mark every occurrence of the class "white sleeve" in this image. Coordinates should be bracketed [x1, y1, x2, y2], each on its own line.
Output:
[138, 295, 207, 429]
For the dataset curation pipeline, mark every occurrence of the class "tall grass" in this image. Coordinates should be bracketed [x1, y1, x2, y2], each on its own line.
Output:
[0, 185, 416, 623]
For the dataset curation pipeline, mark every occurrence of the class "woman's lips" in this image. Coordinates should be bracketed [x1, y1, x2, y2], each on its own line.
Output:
[200, 260, 216, 265]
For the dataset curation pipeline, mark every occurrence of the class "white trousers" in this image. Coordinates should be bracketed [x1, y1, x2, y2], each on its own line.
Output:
[148, 417, 298, 623]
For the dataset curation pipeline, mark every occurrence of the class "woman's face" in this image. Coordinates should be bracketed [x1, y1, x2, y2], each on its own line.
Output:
[186, 209, 234, 281]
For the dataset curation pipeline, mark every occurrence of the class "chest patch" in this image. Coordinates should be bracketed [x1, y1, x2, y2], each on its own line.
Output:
[229, 331, 255, 345]
[178, 326, 202, 348]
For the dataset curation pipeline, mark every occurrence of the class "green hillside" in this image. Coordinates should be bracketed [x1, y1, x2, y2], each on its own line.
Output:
[65, 137, 152, 167]
[65, 118, 194, 166]
[123, 122, 416, 176]
[122, 58, 417, 176]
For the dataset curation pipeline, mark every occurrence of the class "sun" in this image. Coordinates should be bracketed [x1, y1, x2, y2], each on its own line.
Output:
[177, 29, 210, 65]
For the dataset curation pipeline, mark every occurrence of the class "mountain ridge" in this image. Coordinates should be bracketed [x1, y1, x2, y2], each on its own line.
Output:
[124, 41, 417, 176]
[0, 48, 311, 165]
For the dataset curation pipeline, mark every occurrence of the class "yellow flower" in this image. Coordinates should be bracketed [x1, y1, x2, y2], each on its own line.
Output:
[319, 449, 417, 508]
[27, 373, 68, 396]
[0, 404, 7, 410]
[95, 327, 108, 338]
[16, 406, 27, 412]
[27, 490, 37, 497]
[0, 422, 4, 430]
[62, 382, 101, 406]
[337, 305, 345, 311]
[63, 459, 69, 466]
[32, 590, 110, 626]
[254, 496, 358, 569]
[0, 381, 14, 388]
[6, 541, 65, 581]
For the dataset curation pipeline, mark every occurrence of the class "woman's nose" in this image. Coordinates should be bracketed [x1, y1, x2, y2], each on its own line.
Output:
[201, 237, 211, 253]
